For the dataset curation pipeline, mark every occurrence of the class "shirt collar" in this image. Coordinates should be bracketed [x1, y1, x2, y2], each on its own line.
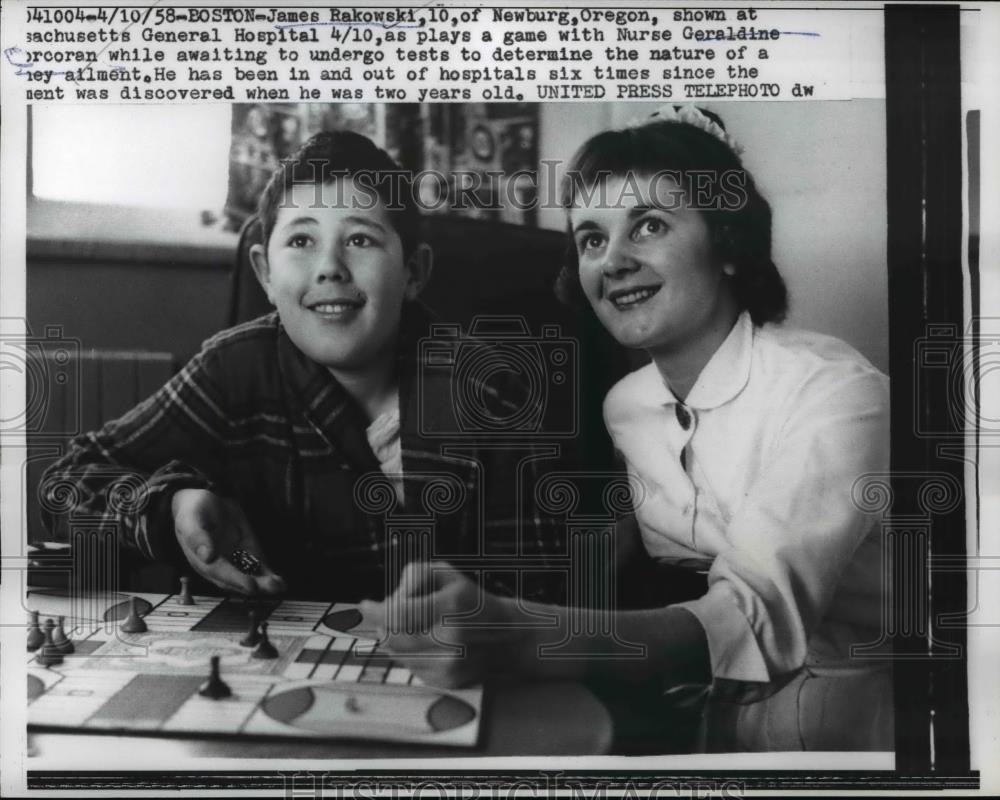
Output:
[658, 311, 755, 411]
[275, 305, 432, 468]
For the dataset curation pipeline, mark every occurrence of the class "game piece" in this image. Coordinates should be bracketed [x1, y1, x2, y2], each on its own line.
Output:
[178, 576, 195, 605]
[103, 595, 153, 623]
[52, 615, 75, 655]
[198, 655, 232, 699]
[120, 595, 148, 634]
[36, 619, 63, 667]
[240, 609, 261, 648]
[251, 622, 278, 659]
[26, 610, 44, 652]
[228, 548, 262, 576]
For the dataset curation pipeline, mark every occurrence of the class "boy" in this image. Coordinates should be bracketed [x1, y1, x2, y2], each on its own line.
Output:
[41, 131, 566, 600]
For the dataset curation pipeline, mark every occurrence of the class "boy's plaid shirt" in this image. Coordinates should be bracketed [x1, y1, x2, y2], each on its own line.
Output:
[40, 311, 573, 601]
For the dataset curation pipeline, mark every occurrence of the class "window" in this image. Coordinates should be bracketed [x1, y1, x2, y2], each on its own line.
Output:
[31, 105, 231, 212]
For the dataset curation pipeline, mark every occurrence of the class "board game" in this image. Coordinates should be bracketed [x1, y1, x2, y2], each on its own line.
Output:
[25, 589, 482, 747]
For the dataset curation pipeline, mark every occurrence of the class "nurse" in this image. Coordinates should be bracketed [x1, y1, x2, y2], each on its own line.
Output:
[365, 106, 893, 751]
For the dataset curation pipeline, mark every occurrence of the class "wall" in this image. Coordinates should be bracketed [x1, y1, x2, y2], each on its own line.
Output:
[26, 201, 238, 364]
[537, 101, 890, 373]
[27, 102, 889, 373]
[27, 259, 233, 364]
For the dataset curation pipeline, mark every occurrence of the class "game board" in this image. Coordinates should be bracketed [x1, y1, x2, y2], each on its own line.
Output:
[25, 590, 482, 747]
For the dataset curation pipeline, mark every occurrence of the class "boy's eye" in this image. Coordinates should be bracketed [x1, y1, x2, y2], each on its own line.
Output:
[345, 232, 375, 247]
[287, 233, 313, 249]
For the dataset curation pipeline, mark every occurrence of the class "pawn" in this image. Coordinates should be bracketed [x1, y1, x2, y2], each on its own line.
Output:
[198, 655, 232, 699]
[239, 610, 261, 648]
[52, 615, 75, 655]
[251, 622, 278, 660]
[120, 595, 148, 634]
[36, 619, 63, 667]
[27, 610, 45, 652]
[178, 576, 195, 606]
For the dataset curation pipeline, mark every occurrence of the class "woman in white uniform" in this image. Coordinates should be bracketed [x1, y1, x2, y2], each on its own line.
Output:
[365, 106, 894, 752]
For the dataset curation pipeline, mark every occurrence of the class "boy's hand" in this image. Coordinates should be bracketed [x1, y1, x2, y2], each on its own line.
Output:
[360, 562, 529, 688]
[171, 488, 287, 596]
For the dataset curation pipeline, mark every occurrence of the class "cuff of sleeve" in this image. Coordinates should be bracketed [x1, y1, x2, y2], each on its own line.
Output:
[676, 583, 772, 684]
[137, 468, 217, 563]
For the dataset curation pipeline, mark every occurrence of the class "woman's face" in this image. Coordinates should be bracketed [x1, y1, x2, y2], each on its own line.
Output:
[569, 173, 735, 359]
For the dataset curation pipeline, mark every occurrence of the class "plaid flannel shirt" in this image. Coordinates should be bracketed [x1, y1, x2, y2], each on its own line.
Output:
[40, 309, 572, 601]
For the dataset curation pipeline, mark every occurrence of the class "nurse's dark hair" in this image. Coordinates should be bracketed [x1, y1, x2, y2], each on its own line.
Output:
[558, 109, 788, 325]
[257, 130, 420, 257]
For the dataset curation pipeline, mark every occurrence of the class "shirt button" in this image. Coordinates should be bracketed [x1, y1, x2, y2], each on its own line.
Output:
[675, 403, 692, 430]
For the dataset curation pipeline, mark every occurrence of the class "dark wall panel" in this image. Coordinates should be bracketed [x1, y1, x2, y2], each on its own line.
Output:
[27, 259, 233, 364]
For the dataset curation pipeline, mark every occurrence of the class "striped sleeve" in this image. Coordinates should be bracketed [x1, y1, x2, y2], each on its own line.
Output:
[40, 345, 232, 562]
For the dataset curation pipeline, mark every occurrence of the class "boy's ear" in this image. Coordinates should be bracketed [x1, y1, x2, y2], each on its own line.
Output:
[249, 243, 276, 305]
[404, 243, 433, 301]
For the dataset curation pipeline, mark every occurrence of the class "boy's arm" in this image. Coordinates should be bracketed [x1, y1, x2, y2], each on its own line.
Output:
[39, 348, 230, 567]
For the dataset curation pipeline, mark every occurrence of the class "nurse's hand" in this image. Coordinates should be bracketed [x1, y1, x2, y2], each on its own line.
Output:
[360, 562, 530, 688]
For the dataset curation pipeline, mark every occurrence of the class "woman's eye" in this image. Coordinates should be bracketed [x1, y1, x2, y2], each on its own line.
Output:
[578, 233, 605, 252]
[287, 233, 313, 249]
[346, 233, 374, 247]
[634, 218, 666, 239]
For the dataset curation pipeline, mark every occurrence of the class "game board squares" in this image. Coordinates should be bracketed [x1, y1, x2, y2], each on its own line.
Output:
[359, 663, 389, 683]
[191, 597, 280, 633]
[31, 673, 132, 727]
[27, 593, 484, 747]
[385, 666, 413, 685]
[333, 664, 364, 682]
[165, 694, 260, 733]
[332, 651, 373, 683]
[266, 600, 332, 635]
[294, 648, 327, 665]
[338, 651, 370, 669]
[27, 666, 66, 696]
[143, 597, 214, 631]
[88, 674, 205, 729]
[74, 638, 107, 655]
[162, 673, 273, 733]
[309, 654, 347, 681]
[283, 661, 316, 680]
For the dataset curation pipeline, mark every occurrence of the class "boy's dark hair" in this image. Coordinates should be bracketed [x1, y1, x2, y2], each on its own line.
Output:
[558, 111, 788, 326]
[257, 130, 421, 257]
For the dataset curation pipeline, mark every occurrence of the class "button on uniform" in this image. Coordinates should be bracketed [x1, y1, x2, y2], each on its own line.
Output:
[675, 403, 692, 430]
[675, 402, 694, 470]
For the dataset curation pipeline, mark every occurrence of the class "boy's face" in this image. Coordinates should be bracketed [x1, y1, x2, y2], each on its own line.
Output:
[251, 179, 428, 374]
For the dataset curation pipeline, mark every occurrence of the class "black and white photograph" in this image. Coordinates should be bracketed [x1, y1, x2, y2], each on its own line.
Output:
[1, 1, 997, 797]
